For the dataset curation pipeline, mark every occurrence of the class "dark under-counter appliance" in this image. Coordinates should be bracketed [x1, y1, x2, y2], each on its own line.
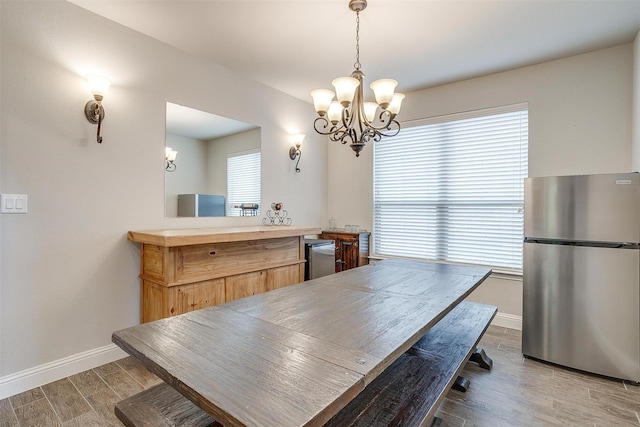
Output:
[304, 239, 335, 281]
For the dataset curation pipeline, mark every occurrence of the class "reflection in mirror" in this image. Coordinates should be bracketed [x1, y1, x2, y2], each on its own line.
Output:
[165, 102, 261, 217]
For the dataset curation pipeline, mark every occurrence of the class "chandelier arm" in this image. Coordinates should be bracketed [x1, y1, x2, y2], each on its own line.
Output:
[336, 128, 354, 145]
[376, 119, 401, 137]
[313, 116, 340, 136]
[350, 70, 369, 135]
[341, 106, 353, 130]
[356, 109, 394, 132]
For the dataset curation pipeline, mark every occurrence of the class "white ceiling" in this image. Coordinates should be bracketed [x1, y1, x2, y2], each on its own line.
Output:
[71, 0, 640, 103]
[165, 102, 258, 140]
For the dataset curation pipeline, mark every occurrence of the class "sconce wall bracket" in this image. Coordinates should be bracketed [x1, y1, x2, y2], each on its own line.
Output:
[84, 100, 104, 124]
[289, 145, 301, 173]
[85, 100, 105, 143]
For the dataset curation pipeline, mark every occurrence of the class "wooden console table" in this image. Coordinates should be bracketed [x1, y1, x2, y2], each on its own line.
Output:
[113, 259, 493, 426]
[128, 225, 321, 323]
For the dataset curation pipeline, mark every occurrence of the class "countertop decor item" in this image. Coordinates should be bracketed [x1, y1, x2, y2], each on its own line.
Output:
[263, 202, 292, 226]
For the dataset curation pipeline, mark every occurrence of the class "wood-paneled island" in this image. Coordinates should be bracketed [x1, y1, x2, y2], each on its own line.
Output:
[128, 225, 321, 322]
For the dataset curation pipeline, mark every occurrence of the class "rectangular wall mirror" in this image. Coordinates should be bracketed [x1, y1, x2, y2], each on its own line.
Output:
[165, 102, 261, 217]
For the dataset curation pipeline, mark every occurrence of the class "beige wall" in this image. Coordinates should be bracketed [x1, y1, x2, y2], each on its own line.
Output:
[165, 133, 209, 216]
[0, 0, 327, 392]
[328, 44, 634, 320]
[207, 128, 262, 197]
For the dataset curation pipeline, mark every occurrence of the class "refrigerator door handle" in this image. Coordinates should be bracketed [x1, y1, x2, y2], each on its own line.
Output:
[524, 238, 640, 249]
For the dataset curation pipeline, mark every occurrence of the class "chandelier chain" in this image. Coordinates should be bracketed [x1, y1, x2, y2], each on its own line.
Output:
[354, 11, 361, 70]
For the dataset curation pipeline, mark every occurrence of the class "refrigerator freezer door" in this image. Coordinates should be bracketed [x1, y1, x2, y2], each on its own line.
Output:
[524, 173, 640, 243]
[523, 242, 640, 381]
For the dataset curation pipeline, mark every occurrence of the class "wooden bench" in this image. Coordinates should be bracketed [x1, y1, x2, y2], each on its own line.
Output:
[115, 301, 496, 427]
[115, 381, 221, 427]
[323, 301, 496, 426]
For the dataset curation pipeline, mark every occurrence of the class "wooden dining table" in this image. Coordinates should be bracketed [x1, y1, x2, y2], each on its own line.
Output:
[112, 258, 491, 427]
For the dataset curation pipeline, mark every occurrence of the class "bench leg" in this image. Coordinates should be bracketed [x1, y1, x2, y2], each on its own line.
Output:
[469, 347, 493, 370]
[451, 375, 471, 392]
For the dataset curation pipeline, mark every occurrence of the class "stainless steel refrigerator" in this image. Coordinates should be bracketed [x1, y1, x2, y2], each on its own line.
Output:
[523, 172, 640, 382]
[177, 194, 225, 217]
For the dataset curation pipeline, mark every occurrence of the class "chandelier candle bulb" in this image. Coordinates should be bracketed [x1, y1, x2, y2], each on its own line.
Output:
[310, 89, 335, 115]
[328, 101, 343, 124]
[370, 79, 398, 109]
[332, 77, 360, 107]
[388, 93, 405, 116]
[364, 102, 378, 122]
[310, 0, 402, 157]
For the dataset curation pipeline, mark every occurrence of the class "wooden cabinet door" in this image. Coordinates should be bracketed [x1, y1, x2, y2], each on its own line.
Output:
[334, 237, 360, 272]
[225, 271, 268, 302]
[169, 279, 225, 317]
[142, 279, 225, 322]
[267, 265, 301, 290]
[340, 240, 358, 270]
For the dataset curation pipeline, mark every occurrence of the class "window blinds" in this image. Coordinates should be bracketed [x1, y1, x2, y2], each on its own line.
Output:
[373, 103, 528, 273]
[227, 150, 261, 216]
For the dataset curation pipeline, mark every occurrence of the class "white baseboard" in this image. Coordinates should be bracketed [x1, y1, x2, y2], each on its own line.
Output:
[492, 312, 522, 331]
[0, 344, 128, 400]
[1, 312, 523, 400]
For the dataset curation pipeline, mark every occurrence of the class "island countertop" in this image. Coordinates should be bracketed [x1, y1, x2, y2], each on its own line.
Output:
[127, 225, 322, 247]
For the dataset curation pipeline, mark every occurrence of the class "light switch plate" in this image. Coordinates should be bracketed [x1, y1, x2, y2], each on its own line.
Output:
[1, 194, 28, 214]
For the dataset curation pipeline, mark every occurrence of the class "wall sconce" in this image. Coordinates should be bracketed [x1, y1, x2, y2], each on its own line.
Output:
[84, 76, 111, 144]
[165, 147, 178, 172]
[289, 134, 305, 173]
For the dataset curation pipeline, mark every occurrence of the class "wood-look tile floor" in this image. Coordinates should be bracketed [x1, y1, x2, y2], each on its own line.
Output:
[2, 325, 639, 426]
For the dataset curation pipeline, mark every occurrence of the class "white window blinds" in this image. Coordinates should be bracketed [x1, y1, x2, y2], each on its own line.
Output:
[373, 103, 528, 273]
[227, 150, 261, 216]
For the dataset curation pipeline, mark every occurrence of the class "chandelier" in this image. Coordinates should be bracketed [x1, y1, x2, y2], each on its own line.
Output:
[310, 0, 404, 157]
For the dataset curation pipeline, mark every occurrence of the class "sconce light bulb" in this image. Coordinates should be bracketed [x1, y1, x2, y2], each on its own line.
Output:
[292, 133, 305, 148]
[86, 75, 111, 99]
